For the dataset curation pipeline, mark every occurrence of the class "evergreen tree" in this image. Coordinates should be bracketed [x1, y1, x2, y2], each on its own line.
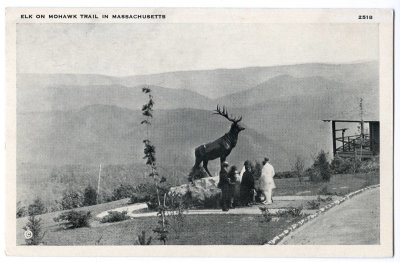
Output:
[83, 185, 97, 206]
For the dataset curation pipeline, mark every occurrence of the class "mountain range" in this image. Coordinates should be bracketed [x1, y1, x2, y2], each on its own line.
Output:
[17, 61, 379, 173]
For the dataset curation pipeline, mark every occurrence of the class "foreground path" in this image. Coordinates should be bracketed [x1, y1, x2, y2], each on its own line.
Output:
[279, 187, 380, 245]
[96, 195, 335, 220]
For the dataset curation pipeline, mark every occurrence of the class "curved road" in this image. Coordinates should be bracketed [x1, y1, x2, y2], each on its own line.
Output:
[280, 187, 380, 245]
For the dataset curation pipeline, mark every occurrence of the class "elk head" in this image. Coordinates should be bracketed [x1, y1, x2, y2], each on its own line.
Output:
[213, 105, 245, 134]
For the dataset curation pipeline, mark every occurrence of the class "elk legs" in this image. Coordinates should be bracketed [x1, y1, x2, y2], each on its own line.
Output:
[203, 160, 212, 177]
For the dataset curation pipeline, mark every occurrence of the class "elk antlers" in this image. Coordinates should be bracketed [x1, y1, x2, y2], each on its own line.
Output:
[213, 105, 242, 123]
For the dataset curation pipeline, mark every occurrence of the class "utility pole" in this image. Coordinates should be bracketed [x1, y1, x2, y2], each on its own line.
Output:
[97, 164, 102, 204]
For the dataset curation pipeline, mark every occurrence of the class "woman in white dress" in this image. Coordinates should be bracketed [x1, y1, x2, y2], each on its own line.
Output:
[259, 157, 276, 204]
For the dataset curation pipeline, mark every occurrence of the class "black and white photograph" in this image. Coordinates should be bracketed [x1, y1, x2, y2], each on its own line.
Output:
[5, 7, 394, 257]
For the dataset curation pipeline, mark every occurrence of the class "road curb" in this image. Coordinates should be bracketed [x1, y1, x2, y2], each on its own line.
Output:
[265, 184, 380, 245]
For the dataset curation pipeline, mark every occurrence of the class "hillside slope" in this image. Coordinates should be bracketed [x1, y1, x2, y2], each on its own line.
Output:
[17, 106, 290, 171]
[17, 84, 214, 112]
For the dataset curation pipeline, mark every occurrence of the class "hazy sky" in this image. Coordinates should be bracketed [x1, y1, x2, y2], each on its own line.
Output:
[17, 23, 378, 76]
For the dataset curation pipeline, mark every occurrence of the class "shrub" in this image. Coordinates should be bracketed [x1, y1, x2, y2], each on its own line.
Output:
[129, 193, 151, 204]
[146, 182, 172, 210]
[28, 198, 47, 216]
[330, 156, 353, 174]
[259, 206, 272, 222]
[307, 200, 321, 209]
[112, 184, 136, 201]
[288, 207, 303, 217]
[60, 190, 83, 210]
[23, 215, 46, 245]
[305, 168, 322, 183]
[100, 210, 130, 223]
[350, 157, 362, 174]
[315, 151, 332, 181]
[53, 210, 92, 229]
[17, 201, 27, 218]
[83, 185, 97, 206]
[166, 193, 188, 238]
[275, 206, 304, 218]
[292, 156, 305, 182]
[359, 157, 380, 174]
[307, 151, 332, 182]
[128, 183, 156, 204]
[137, 231, 152, 245]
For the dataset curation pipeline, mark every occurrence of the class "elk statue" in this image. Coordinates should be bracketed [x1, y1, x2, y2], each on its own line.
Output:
[193, 105, 245, 177]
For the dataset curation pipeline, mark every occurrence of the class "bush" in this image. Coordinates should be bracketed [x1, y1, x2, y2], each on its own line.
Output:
[305, 168, 322, 183]
[17, 201, 27, 218]
[166, 194, 188, 238]
[112, 184, 136, 201]
[359, 157, 380, 174]
[128, 183, 156, 204]
[101, 210, 130, 223]
[146, 182, 173, 210]
[292, 156, 305, 182]
[60, 190, 83, 210]
[315, 151, 332, 181]
[350, 157, 362, 174]
[275, 206, 304, 218]
[53, 210, 92, 229]
[83, 185, 97, 206]
[330, 156, 353, 174]
[28, 198, 47, 216]
[259, 206, 272, 223]
[23, 215, 46, 245]
[307, 151, 332, 182]
[137, 231, 152, 245]
[129, 193, 151, 204]
[307, 200, 321, 209]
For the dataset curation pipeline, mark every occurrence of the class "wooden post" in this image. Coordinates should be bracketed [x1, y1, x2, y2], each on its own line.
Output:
[332, 121, 336, 156]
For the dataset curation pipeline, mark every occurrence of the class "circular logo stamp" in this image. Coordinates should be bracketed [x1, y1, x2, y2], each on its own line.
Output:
[24, 230, 33, 240]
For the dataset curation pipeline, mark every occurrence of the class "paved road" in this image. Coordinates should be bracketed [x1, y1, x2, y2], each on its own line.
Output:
[280, 187, 380, 245]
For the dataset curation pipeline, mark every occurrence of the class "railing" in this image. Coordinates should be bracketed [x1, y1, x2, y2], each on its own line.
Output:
[336, 134, 371, 153]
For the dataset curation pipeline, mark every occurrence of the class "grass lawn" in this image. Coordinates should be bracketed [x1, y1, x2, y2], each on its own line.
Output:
[16, 172, 378, 245]
[274, 173, 379, 196]
[18, 214, 301, 245]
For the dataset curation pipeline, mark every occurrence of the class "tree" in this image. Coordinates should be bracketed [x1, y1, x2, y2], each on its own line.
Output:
[314, 150, 332, 182]
[60, 190, 82, 210]
[141, 87, 168, 244]
[292, 156, 305, 183]
[83, 185, 97, 206]
[28, 198, 47, 216]
[23, 215, 46, 245]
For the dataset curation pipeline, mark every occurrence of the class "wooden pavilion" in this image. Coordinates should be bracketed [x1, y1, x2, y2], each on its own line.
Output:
[322, 119, 379, 160]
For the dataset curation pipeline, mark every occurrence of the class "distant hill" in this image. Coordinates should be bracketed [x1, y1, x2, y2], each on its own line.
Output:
[16, 61, 379, 173]
[17, 61, 378, 100]
[216, 75, 345, 107]
[17, 105, 290, 172]
[17, 84, 214, 112]
[120, 61, 378, 98]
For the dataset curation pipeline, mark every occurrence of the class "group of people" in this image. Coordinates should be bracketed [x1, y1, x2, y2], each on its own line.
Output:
[218, 157, 276, 211]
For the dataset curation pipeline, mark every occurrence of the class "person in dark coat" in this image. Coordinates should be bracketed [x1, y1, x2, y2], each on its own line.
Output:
[218, 161, 233, 211]
[227, 166, 239, 208]
[240, 160, 255, 206]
